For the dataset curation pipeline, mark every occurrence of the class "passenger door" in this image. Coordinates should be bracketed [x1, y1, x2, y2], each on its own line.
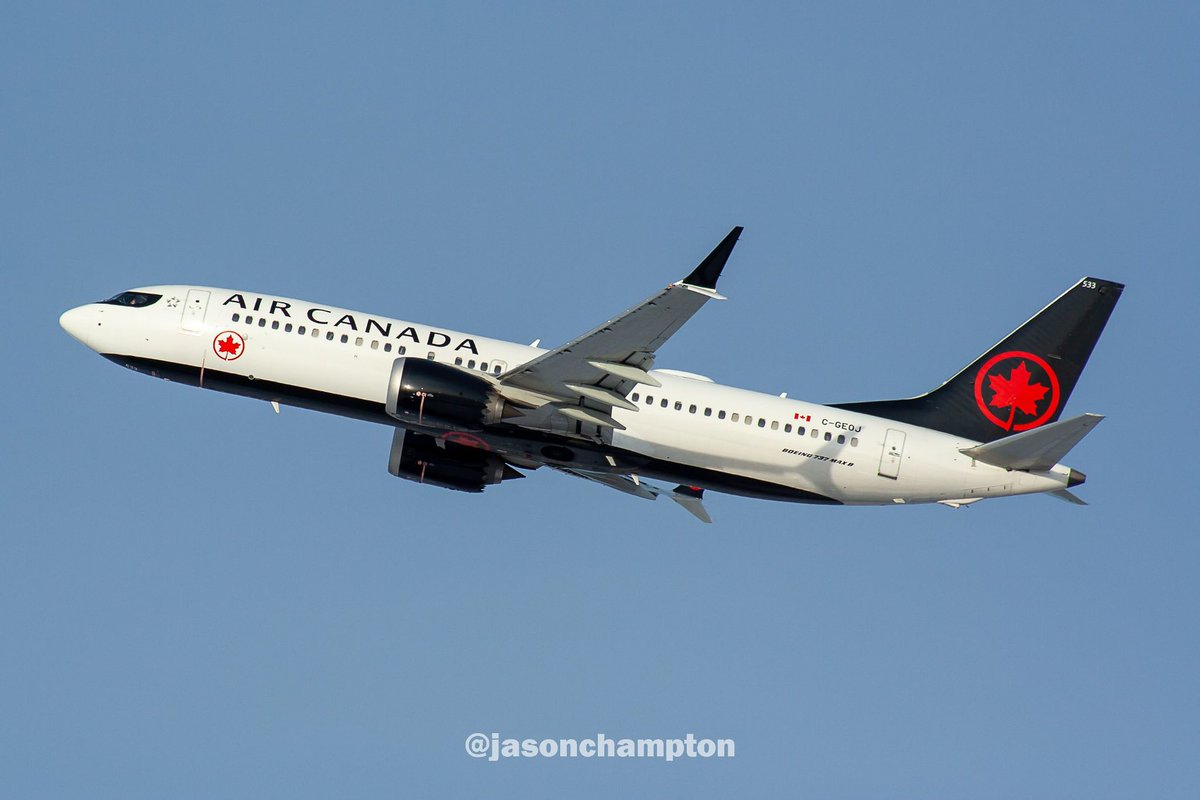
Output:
[181, 289, 210, 333]
[878, 428, 906, 479]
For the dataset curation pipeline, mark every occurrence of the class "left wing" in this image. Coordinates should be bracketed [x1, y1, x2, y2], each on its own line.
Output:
[498, 227, 742, 435]
[553, 466, 662, 500]
[553, 467, 714, 523]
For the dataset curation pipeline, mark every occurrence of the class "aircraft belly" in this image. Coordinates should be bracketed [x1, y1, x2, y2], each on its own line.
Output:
[221, 334, 386, 407]
[613, 413, 817, 498]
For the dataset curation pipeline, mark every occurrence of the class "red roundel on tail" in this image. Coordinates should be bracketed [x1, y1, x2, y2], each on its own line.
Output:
[973, 350, 1060, 432]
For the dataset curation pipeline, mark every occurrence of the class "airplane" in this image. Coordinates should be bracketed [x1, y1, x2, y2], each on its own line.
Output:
[59, 228, 1123, 522]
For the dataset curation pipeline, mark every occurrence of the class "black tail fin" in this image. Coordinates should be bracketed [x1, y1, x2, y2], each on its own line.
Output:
[833, 277, 1124, 443]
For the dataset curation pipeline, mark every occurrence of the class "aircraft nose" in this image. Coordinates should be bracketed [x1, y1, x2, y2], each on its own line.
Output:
[60, 305, 92, 348]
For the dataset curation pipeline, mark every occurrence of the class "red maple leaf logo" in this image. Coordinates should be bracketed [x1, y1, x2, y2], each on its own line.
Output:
[987, 361, 1049, 430]
[217, 335, 241, 356]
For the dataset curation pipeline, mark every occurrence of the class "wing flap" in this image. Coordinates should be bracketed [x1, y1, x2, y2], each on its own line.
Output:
[565, 383, 640, 411]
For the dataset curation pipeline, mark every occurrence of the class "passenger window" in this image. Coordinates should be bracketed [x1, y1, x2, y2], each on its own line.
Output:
[704, 408, 712, 417]
[689, 405, 697, 414]
[771, 421, 779, 430]
[427, 352, 435, 360]
[731, 413, 739, 422]
[384, 343, 393, 352]
[811, 429, 819, 438]
[271, 320, 280, 330]
[797, 426, 805, 435]
[245, 316, 253, 325]
[355, 337, 363, 346]
[837, 434, 846, 444]
[371, 340, 379, 350]
[674, 401, 682, 411]
[851, 437, 859, 447]
[493, 365, 502, 375]
[326, 331, 335, 340]
[632, 393, 640, 402]
[311, 328, 319, 337]
[285, 323, 293, 333]
[824, 432, 832, 441]
[785, 424, 792, 433]
[298, 325, 306, 335]
[661, 399, 668, 408]
[481, 362, 489, 372]
[718, 410, 726, 420]
[340, 334, 349, 343]
[455, 356, 463, 365]
[259, 318, 266, 327]
[398, 346, 406, 355]
[232, 313, 240, 322]
[468, 359, 476, 369]
[746, 416, 754, 426]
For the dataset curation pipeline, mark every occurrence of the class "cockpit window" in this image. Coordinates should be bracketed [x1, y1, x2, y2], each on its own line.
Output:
[99, 291, 162, 308]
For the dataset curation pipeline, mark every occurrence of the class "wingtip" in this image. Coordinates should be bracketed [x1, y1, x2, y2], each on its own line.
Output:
[681, 226, 743, 291]
[669, 484, 712, 523]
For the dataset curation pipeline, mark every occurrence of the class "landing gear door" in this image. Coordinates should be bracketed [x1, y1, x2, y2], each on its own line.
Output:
[182, 289, 210, 334]
[879, 428, 906, 479]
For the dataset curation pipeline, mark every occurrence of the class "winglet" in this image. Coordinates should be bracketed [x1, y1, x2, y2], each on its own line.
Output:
[680, 226, 742, 291]
[669, 484, 713, 523]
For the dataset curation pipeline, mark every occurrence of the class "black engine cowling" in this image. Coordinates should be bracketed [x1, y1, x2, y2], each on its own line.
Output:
[387, 429, 522, 493]
[385, 357, 504, 431]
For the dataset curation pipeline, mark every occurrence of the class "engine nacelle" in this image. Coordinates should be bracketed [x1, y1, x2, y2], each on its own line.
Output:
[385, 357, 504, 431]
[387, 429, 522, 493]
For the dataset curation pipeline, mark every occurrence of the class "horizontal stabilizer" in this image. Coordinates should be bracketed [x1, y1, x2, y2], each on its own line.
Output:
[938, 498, 982, 509]
[960, 413, 1104, 471]
[1048, 489, 1088, 505]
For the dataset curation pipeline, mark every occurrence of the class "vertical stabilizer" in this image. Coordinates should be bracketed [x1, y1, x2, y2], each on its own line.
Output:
[834, 277, 1123, 443]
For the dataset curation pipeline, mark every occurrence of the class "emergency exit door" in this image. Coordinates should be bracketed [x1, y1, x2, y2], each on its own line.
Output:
[878, 428, 906, 479]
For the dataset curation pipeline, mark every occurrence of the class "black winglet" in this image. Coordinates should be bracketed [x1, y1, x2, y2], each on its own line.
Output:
[681, 226, 742, 290]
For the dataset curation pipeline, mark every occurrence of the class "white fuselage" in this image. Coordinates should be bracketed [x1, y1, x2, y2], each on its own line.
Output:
[60, 285, 1077, 506]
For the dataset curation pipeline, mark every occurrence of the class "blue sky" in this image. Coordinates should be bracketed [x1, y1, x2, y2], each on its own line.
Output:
[2, 2, 1197, 797]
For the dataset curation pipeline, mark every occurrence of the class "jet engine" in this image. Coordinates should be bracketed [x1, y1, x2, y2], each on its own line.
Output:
[387, 429, 522, 493]
[385, 357, 505, 431]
